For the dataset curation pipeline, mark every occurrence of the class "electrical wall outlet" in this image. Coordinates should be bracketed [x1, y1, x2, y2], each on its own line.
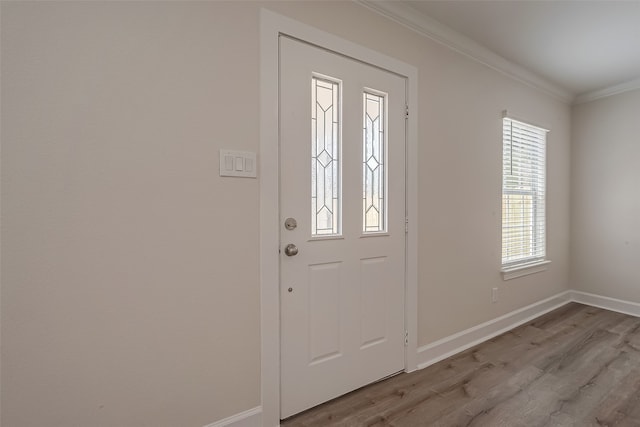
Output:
[492, 287, 499, 303]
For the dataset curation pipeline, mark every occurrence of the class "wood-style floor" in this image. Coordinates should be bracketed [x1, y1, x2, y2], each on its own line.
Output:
[282, 303, 640, 426]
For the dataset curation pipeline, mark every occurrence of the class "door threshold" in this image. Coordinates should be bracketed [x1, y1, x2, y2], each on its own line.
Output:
[280, 369, 405, 423]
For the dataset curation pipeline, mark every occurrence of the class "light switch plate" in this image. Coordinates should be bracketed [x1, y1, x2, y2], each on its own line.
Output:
[219, 150, 257, 178]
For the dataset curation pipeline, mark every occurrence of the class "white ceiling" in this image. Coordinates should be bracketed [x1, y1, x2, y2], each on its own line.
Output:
[365, 1, 640, 102]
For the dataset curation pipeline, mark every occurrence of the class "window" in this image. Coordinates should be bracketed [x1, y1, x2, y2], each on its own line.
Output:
[501, 116, 547, 272]
[311, 76, 341, 236]
[362, 90, 387, 233]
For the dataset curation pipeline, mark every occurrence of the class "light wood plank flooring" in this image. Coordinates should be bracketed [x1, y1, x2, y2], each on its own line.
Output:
[282, 303, 640, 426]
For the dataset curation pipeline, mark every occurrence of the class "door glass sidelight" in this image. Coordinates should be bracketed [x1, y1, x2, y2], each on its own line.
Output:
[311, 76, 342, 237]
[363, 91, 387, 233]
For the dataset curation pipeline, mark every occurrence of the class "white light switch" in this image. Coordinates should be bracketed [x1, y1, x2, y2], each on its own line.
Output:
[224, 155, 234, 171]
[219, 150, 257, 178]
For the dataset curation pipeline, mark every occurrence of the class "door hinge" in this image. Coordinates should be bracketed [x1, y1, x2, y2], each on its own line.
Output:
[404, 330, 409, 346]
[405, 218, 409, 233]
[405, 104, 409, 119]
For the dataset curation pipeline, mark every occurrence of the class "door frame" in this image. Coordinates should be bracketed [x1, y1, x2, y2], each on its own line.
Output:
[259, 9, 418, 426]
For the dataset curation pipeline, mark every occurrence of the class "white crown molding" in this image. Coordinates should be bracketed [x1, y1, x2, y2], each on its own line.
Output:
[573, 76, 640, 105]
[357, 0, 574, 104]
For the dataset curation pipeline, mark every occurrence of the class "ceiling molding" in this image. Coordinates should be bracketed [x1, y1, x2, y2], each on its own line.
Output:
[573, 77, 640, 105]
[357, 0, 574, 104]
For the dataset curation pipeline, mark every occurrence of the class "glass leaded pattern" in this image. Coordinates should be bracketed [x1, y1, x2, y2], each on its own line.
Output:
[311, 76, 341, 236]
[363, 91, 387, 233]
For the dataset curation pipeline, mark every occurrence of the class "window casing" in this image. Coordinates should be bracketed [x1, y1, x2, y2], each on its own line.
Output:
[501, 117, 547, 269]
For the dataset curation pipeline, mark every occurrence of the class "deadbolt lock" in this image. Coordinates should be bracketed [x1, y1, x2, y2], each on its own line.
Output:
[284, 217, 297, 230]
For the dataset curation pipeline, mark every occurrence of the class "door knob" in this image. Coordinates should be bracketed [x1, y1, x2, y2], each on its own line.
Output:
[284, 244, 299, 257]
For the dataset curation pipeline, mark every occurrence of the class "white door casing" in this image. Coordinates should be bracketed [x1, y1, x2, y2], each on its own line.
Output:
[279, 36, 406, 418]
[259, 9, 418, 427]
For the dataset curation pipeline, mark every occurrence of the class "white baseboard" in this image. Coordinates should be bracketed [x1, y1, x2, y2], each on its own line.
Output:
[417, 289, 640, 370]
[417, 291, 572, 370]
[203, 406, 262, 427]
[215, 291, 639, 427]
[570, 290, 640, 318]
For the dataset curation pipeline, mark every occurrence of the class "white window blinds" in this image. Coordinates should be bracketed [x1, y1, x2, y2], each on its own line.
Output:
[502, 117, 547, 267]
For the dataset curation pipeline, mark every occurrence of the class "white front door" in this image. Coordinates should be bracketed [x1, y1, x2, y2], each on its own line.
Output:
[279, 36, 407, 418]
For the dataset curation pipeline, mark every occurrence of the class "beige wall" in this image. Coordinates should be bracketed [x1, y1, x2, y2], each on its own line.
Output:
[1, 2, 261, 426]
[263, 1, 571, 343]
[571, 89, 640, 302]
[1, 1, 571, 426]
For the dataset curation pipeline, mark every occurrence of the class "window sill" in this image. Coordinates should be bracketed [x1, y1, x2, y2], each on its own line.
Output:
[501, 260, 551, 281]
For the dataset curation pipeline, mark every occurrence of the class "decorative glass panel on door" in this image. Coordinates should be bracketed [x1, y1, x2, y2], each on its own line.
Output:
[311, 76, 341, 236]
[363, 91, 387, 233]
